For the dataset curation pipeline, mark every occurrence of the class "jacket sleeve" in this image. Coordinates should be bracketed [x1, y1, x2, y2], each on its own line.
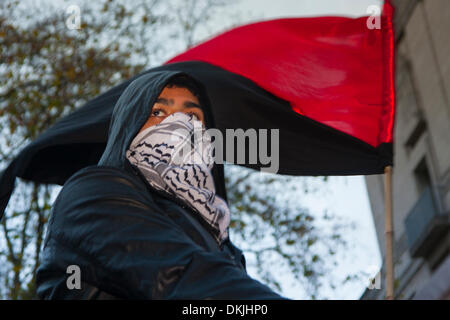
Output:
[36, 166, 287, 300]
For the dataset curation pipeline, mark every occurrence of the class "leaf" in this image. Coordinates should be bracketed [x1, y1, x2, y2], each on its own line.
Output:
[286, 239, 295, 246]
[13, 264, 22, 274]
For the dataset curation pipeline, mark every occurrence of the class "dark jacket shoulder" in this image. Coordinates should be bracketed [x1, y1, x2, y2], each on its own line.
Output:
[36, 164, 285, 300]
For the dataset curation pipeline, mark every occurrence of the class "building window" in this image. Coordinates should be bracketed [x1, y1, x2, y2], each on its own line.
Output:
[414, 158, 431, 196]
[405, 119, 426, 153]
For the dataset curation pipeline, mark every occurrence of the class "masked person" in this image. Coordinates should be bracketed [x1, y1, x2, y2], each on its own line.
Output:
[35, 72, 287, 299]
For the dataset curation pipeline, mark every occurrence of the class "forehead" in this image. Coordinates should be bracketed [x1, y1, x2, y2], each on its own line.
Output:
[158, 86, 199, 101]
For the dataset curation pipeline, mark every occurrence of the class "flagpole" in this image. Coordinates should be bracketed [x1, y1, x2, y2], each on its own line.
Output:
[384, 165, 394, 300]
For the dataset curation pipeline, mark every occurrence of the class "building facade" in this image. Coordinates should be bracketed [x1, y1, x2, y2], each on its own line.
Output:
[361, 0, 450, 300]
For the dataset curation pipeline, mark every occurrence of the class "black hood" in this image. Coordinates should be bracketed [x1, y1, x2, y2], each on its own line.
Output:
[98, 70, 228, 202]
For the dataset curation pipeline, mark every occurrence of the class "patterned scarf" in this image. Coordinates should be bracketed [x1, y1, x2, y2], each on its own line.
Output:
[126, 112, 230, 245]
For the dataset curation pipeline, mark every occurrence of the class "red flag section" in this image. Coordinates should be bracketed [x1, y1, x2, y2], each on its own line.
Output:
[165, 0, 395, 149]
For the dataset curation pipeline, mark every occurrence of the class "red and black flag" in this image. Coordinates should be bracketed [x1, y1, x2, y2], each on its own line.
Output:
[0, 1, 395, 217]
[162, 0, 395, 175]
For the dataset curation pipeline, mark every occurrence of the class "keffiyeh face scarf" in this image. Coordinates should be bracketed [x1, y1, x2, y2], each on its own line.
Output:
[126, 112, 230, 245]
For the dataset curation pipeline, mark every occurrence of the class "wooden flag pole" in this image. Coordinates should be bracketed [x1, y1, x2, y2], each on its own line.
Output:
[384, 165, 394, 299]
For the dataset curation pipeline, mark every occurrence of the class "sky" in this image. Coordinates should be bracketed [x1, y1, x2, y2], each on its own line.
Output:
[236, 0, 384, 18]
[197, 0, 385, 300]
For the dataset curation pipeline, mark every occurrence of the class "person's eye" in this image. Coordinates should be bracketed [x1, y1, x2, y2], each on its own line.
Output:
[188, 112, 199, 120]
[187, 111, 202, 121]
[152, 109, 165, 117]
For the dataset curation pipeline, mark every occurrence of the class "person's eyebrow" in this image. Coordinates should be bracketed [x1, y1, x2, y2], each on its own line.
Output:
[183, 101, 202, 109]
[155, 97, 201, 109]
[155, 97, 171, 105]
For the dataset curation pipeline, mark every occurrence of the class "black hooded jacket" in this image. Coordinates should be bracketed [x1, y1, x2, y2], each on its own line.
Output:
[35, 70, 286, 299]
